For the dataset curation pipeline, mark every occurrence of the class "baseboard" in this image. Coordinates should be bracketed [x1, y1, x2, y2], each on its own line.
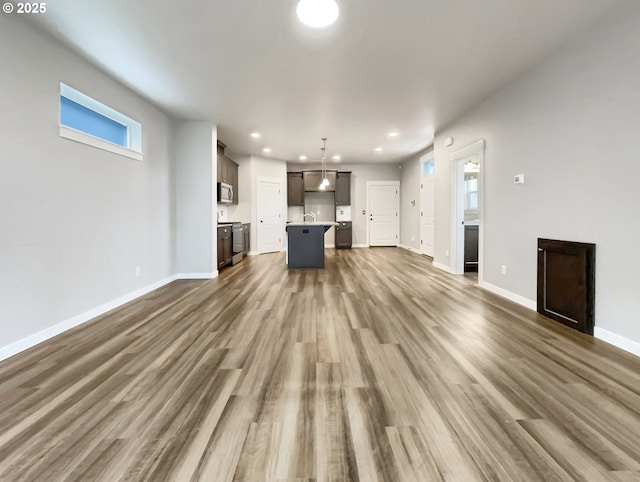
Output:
[478, 281, 537, 311]
[352, 244, 369, 248]
[175, 272, 217, 279]
[398, 244, 421, 254]
[0, 274, 179, 362]
[433, 261, 453, 274]
[595, 327, 640, 357]
[326, 244, 335, 248]
[248, 251, 259, 256]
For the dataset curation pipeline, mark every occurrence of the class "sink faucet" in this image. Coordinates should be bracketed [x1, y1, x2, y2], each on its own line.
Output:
[303, 212, 316, 222]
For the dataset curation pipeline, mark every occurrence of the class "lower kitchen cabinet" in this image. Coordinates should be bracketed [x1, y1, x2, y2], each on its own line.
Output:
[464, 225, 478, 272]
[217, 225, 232, 269]
[335, 221, 352, 249]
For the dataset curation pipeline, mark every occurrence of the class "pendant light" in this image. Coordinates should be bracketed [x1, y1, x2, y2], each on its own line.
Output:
[297, 0, 339, 28]
[319, 138, 329, 190]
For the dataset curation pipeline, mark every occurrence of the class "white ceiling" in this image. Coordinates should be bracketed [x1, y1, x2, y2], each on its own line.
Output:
[29, 0, 622, 163]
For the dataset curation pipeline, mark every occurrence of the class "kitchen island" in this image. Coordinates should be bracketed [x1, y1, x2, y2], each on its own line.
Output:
[285, 222, 337, 269]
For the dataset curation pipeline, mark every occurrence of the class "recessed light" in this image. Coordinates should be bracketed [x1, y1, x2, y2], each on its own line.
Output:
[296, 0, 339, 28]
[250, 132, 261, 138]
[299, 155, 307, 161]
[374, 147, 383, 152]
[388, 132, 398, 137]
[332, 155, 340, 160]
[263, 147, 271, 153]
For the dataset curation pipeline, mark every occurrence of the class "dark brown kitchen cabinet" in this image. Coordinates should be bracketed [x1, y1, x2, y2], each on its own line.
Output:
[335, 221, 352, 249]
[464, 225, 478, 272]
[217, 140, 239, 204]
[335, 171, 351, 206]
[217, 225, 232, 269]
[287, 172, 304, 206]
[303, 170, 336, 191]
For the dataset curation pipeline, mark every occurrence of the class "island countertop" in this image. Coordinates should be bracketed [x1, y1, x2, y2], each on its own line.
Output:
[285, 221, 338, 227]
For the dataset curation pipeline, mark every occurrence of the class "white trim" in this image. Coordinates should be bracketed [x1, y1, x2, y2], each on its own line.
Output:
[0, 275, 179, 362]
[326, 244, 335, 248]
[451, 139, 486, 161]
[594, 328, 640, 357]
[59, 126, 143, 161]
[248, 251, 259, 256]
[433, 261, 453, 274]
[478, 281, 537, 311]
[175, 272, 217, 279]
[352, 244, 369, 248]
[399, 244, 421, 254]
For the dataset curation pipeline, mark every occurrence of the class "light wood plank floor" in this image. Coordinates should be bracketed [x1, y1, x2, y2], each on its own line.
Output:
[1, 248, 639, 481]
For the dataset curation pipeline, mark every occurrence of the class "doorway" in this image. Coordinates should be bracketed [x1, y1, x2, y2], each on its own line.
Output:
[451, 140, 485, 281]
[420, 153, 435, 257]
[367, 181, 399, 246]
[257, 177, 282, 254]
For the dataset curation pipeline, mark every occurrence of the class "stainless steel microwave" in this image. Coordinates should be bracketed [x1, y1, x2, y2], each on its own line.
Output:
[217, 182, 233, 204]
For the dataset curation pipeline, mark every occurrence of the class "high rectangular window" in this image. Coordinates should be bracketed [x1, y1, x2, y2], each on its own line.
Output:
[59, 83, 142, 160]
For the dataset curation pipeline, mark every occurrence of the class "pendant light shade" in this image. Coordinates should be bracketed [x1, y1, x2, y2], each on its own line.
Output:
[297, 0, 339, 28]
[318, 137, 329, 190]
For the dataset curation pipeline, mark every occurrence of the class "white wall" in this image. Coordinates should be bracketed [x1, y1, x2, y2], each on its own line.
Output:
[174, 122, 216, 275]
[433, 2, 640, 345]
[0, 16, 175, 351]
[251, 156, 288, 253]
[287, 163, 401, 246]
[400, 151, 427, 251]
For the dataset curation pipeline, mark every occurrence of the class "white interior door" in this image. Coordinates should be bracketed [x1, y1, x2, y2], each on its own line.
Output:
[257, 178, 282, 254]
[420, 154, 435, 257]
[450, 139, 484, 280]
[367, 182, 399, 246]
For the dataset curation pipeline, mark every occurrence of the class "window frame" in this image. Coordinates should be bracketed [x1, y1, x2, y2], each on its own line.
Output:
[59, 83, 143, 161]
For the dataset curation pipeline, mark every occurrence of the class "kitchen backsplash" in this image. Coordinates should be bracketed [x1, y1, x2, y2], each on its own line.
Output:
[287, 206, 304, 222]
[336, 206, 351, 221]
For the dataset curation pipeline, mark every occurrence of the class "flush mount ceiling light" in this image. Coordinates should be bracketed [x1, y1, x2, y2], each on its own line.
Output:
[374, 147, 383, 152]
[299, 155, 307, 160]
[388, 132, 399, 137]
[263, 147, 271, 153]
[250, 132, 261, 138]
[297, 0, 339, 28]
[332, 154, 340, 161]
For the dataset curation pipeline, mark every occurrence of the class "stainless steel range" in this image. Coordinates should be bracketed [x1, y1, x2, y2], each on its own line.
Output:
[231, 223, 244, 265]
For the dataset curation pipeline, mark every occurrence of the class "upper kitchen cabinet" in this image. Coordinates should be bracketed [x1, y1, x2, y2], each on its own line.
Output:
[287, 172, 304, 206]
[303, 170, 336, 192]
[217, 140, 239, 204]
[335, 171, 351, 206]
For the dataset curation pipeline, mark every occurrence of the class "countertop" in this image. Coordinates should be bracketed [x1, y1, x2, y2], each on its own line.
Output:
[286, 221, 338, 227]
[218, 221, 250, 227]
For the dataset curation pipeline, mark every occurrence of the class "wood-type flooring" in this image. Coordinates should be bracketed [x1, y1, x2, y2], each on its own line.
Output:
[1, 247, 639, 481]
